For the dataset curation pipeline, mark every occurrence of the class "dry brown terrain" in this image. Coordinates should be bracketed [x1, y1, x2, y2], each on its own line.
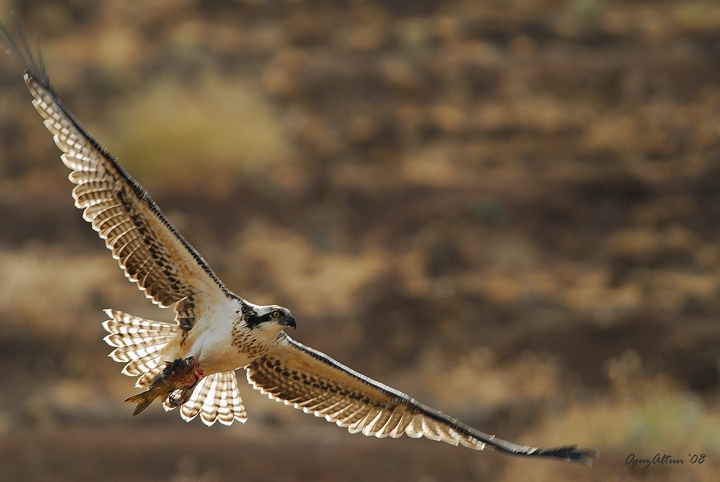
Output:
[3, 0, 720, 480]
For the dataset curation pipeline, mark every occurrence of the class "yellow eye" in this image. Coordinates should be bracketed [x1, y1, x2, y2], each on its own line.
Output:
[271, 311, 281, 318]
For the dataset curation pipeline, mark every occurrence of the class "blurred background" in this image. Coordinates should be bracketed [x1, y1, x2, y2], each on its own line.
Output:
[1, 0, 720, 480]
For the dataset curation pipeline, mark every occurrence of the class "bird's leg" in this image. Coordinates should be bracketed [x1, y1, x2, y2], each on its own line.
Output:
[167, 357, 206, 407]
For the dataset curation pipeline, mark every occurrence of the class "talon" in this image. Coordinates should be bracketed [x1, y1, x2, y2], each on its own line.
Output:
[169, 386, 195, 406]
[124, 356, 202, 414]
[168, 392, 182, 407]
[167, 358, 203, 407]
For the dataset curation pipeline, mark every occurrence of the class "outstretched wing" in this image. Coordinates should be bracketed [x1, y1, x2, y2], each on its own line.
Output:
[247, 334, 598, 465]
[0, 19, 229, 330]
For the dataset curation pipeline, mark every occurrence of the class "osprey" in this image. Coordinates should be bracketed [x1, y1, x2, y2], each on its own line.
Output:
[0, 19, 597, 465]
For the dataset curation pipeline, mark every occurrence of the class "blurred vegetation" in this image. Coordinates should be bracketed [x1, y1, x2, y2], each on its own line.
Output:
[105, 73, 291, 183]
[3, 0, 720, 481]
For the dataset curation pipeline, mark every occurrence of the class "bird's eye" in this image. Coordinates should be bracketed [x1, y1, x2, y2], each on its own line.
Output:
[271, 311, 281, 319]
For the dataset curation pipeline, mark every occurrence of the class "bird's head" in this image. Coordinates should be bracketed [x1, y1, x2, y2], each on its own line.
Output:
[244, 303, 297, 332]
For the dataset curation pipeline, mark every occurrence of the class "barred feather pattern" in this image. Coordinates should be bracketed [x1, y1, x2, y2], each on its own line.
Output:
[246, 334, 468, 444]
[164, 371, 248, 426]
[246, 334, 597, 465]
[102, 310, 179, 388]
[23, 71, 228, 330]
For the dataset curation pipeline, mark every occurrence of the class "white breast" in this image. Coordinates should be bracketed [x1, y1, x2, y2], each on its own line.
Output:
[162, 299, 281, 375]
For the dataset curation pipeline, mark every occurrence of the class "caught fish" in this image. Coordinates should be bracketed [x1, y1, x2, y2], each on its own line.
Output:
[125, 357, 204, 416]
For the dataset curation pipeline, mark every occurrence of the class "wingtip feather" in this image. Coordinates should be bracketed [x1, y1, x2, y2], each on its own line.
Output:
[536, 445, 599, 466]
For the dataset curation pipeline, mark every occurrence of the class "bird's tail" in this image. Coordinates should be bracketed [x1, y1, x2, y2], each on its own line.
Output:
[102, 309, 179, 388]
[163, 371, 248, 426]
[102, 309, 247, 426]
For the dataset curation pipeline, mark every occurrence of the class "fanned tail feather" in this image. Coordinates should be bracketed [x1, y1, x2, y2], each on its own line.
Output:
[102, 309, 179, 388]
[164, 371, 248, 426]
[102, 309, 247, 425]
[136, 363, 166, 389]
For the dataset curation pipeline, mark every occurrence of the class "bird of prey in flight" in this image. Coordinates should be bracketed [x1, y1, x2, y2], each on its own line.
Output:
[1, 17, 597, 466]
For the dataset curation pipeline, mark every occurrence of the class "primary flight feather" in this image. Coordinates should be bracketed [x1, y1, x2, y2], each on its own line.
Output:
[0, 18, 597, 465]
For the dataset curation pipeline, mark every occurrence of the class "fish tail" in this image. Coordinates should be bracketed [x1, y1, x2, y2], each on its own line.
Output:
[125, 391, 156, 416]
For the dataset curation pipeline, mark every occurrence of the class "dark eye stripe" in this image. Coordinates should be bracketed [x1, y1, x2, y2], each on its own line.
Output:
[246, 310, 279, 328]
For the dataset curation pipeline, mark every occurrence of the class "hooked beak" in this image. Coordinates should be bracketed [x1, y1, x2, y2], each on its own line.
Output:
[282, 316, 297, 330]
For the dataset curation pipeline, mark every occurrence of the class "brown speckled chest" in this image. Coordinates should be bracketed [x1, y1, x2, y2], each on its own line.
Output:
[230, 322, 277, 360]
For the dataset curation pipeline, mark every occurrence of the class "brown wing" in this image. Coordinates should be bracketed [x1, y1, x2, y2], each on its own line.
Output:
[1, 20, 229, 329]
[246, 334, 597, 465]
